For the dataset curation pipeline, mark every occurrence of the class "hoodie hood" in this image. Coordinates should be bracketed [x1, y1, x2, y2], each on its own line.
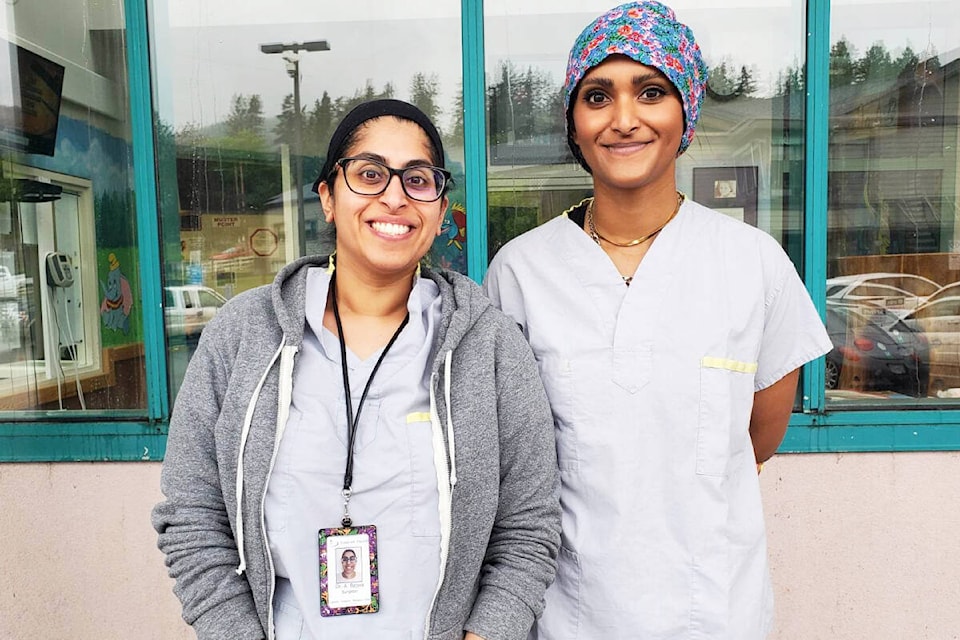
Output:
[419, 267, 491, 366]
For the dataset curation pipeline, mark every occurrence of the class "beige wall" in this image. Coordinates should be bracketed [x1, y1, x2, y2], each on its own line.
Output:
[1, 453, 958, 639]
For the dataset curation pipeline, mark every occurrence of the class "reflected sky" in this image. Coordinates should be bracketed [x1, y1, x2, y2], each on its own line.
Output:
[149, 0, 957, 131]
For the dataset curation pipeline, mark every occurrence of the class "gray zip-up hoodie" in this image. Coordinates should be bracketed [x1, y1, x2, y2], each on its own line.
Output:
[152, 256, 561, 640]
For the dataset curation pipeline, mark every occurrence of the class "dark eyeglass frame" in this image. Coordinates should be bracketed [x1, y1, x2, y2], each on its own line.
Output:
[341, 555, 358, 562]
[335, 157, 452, 203]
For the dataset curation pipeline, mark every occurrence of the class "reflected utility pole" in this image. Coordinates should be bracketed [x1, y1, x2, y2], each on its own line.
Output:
[260, 40, 330, 257]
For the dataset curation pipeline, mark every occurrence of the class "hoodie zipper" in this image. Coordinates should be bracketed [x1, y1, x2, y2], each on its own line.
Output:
[423, 350, 456, 639]
[263, 343, 298, 640]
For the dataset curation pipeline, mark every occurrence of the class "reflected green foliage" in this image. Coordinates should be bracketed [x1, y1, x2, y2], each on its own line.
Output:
[95, 190, 137, 248]
[274, 93, 305, 149]
[450, 81, 464, 140]
[304, 92, 335, 158]
[706, 59, 758, 101]
[225, 94, 266, 143]
[487, 62, 564, 146]
[410, 73, 443, 132]
[486, 191, 541, 259]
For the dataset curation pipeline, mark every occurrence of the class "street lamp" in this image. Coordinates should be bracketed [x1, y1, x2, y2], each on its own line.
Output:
[260, 40, 330, 257]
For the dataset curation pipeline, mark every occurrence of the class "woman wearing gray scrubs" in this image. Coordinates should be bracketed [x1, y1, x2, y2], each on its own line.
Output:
[154, 99, 561, 640]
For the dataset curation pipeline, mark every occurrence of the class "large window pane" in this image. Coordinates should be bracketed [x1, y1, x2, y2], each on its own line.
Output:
[0, 1, 147, 414]
[484, 1, 808, 407]
[827, 0, 959, 403]
[484, 0, 807, 262]
[149, 1, 466, 400]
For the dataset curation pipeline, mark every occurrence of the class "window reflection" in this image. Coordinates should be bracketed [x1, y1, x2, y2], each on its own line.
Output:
[0, 1, 146, 414]
[483, 1, 808, 264]
[151, 0, 466, 401]
[483, 1, 808, 409]
[828, 0, 959, 402]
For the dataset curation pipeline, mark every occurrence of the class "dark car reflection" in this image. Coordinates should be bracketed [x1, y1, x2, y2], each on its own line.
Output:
[825, 301, 929, 397]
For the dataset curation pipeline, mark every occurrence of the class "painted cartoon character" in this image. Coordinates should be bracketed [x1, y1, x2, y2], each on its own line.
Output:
[441, 203, 467, 251]
[100, 253, 132, 334]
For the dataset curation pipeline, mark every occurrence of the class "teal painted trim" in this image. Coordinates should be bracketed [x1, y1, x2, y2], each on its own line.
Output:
[0, 422, 168, 462]
[461, 0, 489, 283]
[126, 0, 169, 421]
[801, 0, 831, 413]
[784, 411, 960, 452]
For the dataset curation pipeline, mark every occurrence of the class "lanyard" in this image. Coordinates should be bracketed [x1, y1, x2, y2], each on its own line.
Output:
[330, 271, 409, 527]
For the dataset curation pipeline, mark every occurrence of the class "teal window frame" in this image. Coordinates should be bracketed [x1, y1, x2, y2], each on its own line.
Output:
[3, 0, 960, 461]
[0, 0, 169, 462]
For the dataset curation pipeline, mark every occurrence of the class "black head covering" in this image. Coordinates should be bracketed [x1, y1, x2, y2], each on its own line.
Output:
[312, 99, 445, 194]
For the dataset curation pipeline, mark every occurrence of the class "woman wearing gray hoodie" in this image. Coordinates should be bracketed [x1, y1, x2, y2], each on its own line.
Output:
[153, 100, 560, 640]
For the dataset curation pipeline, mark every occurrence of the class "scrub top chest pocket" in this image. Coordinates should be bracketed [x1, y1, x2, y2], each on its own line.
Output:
[697, 356, 758, 477]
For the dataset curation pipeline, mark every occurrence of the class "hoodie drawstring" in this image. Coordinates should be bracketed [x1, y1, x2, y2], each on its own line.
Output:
[444, 351, 457, 487]
[424, 350, 456, 637]
[235, 339, 285, 576]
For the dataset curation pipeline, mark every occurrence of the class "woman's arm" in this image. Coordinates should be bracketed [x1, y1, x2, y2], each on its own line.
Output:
[151, 327, 265, 640]
[749, 367, 800, 464]
[463, 324, 562, 640]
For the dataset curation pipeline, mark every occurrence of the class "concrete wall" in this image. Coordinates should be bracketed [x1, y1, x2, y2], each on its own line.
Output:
[1, 452, 958, 639]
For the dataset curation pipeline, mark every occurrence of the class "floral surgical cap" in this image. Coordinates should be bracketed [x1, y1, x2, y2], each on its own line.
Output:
[563, 1, 708, 156]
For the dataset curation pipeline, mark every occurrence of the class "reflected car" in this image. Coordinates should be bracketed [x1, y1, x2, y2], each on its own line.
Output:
[900, 296, 960, 394]
[164, 285, 227, 341]
[824, 301, 929, 397]
[825, 272, 940, 316]
[922, 281, 960, 307]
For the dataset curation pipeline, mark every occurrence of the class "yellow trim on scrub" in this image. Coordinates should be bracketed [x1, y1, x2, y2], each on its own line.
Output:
[700, 357, 759, 374]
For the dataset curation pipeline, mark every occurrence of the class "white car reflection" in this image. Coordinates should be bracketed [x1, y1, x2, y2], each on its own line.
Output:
[901, 296, 960, 394]
[164, 285, 227, 341]
[825, 272, 940, 316]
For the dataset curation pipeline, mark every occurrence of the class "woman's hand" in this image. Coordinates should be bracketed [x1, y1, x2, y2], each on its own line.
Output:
[464, 633, 486, 640]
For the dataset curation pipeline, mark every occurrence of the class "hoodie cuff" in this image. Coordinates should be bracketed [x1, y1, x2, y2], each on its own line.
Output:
[190, 593, 266, 640]
[464, 586, 536, 640]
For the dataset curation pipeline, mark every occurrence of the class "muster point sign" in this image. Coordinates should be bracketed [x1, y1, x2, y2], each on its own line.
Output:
[250, 228, 278, 257]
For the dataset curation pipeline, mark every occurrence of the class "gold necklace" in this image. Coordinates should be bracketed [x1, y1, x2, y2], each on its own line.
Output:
[586, 191, 685, 248]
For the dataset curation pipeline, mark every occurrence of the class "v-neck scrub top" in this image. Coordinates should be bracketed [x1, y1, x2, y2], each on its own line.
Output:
[265, 268, 443, 639]
[483, 200, 832, 640]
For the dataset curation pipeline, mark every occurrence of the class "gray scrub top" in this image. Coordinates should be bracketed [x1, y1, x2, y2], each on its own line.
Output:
[265, 267, 443, 639]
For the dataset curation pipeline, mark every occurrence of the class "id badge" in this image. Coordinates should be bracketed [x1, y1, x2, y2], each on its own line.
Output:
[318, 524, 379, 616]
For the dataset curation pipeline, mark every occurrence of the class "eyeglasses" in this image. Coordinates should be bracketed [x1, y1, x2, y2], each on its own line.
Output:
[336, 157, 451, 202]
[342, 556, 357, 563]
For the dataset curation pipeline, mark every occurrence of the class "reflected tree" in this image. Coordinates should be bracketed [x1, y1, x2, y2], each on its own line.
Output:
[487, 62, 563, 146]
[304, 92, 334, 158]
[705, 58, 758, 101]
[830, 38, 857, 87]
[410, 73, 442, 131]
[273, 93, 304, 149]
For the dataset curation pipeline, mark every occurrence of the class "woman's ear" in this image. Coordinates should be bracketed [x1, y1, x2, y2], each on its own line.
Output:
[435, 196, 449, 237]
[319, 182, 335, 224]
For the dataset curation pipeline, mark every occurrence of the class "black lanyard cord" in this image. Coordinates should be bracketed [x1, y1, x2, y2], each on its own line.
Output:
[330, 271, 410, 493]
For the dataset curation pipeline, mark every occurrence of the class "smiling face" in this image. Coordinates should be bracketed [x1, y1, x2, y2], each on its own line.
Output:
[340, 550, 357, 578]
[571, 55, 684, 194]
[319, 116, 448, 282]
